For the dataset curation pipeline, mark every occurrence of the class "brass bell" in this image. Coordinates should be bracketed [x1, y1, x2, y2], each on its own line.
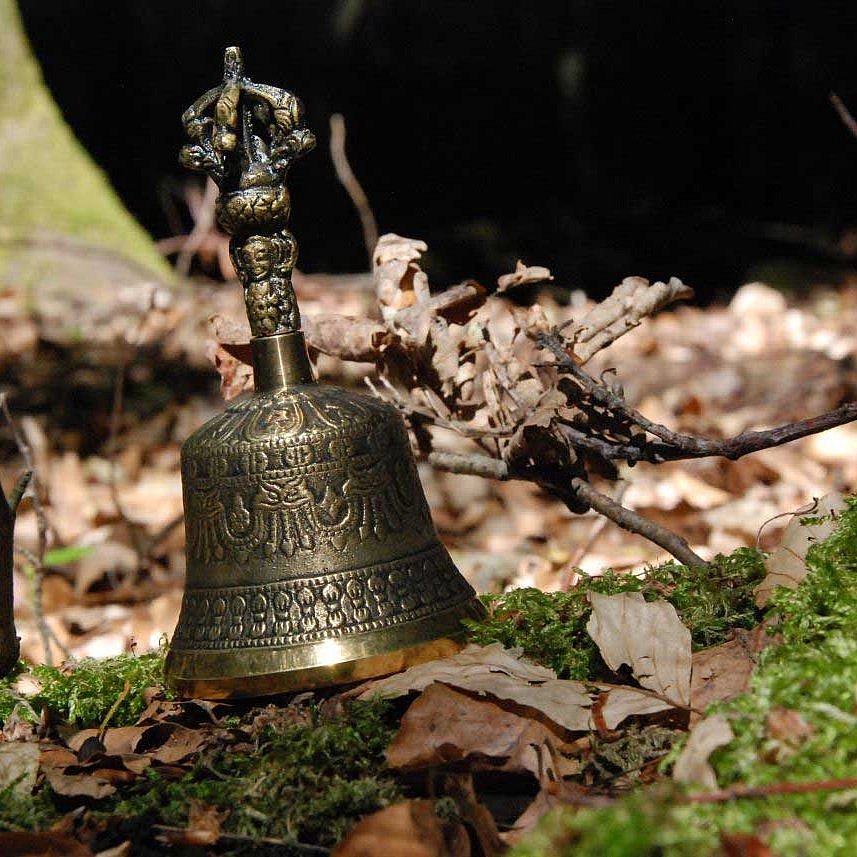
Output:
[165, 47, 484, 698]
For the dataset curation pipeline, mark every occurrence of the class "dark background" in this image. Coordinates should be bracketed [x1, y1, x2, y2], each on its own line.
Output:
[18, 0, 857, 300]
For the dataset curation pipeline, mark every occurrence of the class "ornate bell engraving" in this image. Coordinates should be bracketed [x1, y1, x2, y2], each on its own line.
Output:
[165, 48, 484, 698]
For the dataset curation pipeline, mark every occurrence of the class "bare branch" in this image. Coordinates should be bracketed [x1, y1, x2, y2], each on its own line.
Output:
[427, 451, 510, 480]
[831, 93, 857, 141]
[569, 478, 705, 567]
[542, 331, 857, 462]
[330, 113, 379, 267]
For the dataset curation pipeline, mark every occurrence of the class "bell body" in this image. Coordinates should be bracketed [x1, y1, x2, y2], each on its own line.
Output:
[166, 333, 484, 698]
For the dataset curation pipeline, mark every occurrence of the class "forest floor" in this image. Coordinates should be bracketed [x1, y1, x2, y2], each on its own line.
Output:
[2, 267, 857, 855]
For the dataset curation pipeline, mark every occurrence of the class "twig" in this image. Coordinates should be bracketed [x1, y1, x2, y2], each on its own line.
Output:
[152, 825, 330, 854]
[175, 177, 219, 276]
[831, 93, 857, 140]
[541, 331, 857, 462]
[330, 113, 379, 267]
[14, 545, 71, 663]
[570, 477, 705, 567]
[562, 482, 629, 586]
[687, 776, 857, 804]
[427, 451, 510, 480]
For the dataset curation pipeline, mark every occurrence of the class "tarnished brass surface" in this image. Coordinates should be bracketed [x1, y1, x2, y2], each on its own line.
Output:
[166, 48, 484, 697]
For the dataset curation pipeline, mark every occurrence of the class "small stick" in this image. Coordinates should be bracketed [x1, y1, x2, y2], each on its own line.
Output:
[570, 477, 705, 567]
[831, 93, 857, 140]
[330, 113, 379, 267]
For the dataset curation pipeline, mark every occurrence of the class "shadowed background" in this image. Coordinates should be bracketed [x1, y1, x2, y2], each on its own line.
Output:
[17, 0, 857, 297]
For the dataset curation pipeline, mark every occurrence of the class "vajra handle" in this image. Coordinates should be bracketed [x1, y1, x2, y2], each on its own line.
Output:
[179, 47, 315, 339]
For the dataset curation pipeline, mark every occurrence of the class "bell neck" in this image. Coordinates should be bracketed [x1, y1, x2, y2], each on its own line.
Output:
[252, 332, 315, 391]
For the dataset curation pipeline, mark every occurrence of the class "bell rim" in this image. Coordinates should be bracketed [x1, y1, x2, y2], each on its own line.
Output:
[164, 596, 486, 699]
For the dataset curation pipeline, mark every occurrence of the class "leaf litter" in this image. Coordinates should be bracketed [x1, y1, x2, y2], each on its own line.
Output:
[2, 238, 857, 853]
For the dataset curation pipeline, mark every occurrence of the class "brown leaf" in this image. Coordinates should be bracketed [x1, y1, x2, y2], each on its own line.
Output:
[334, 800, 471, 857]
[41, 767, 117, 799]
[587, 592, 692, 707]
[591, 685, 674, 731]
[721, 832, 775, 857]
[68, 727, 142, 758]
[356, 643, 592, 732]
[386, 684, 577, 782]
[133, 723, 208, 765]
[208, 341, 254, 400]
[0, 832, 93, 856]
[690, 639, 756, 722]
[569, 276, 693, 363]
[496, 260, 553, 294]
[672, 714, 734, 790]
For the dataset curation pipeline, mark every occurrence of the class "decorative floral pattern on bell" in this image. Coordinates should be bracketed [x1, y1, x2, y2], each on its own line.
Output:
[181, 385, 435, 570]
[170, 543, 473, 649]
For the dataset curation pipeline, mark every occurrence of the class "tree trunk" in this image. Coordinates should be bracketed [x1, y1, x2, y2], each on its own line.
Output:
[0, 0, 172, 364]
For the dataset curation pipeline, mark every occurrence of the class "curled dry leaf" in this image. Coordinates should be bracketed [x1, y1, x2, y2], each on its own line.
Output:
[496, 260, 553, 294]
[672, 714, 734, 790]
[569, 276, 694, 363]
[334, 799, 471, 857]
[591, 685, 674, 731]
[754, 492, 847, 607]
[373, 233, 431, 318]
[587, 591, 692, 707]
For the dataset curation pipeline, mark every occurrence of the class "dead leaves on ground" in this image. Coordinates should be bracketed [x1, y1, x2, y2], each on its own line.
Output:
[11, 696, 226, 801]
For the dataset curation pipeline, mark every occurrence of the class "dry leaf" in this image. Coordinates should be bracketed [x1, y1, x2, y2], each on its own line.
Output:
[592, 685, 674, 730]
[672, 714, 734, 790]
[754, 492, 847, 606]
[334, 800, 471, 857]
[690, 639, 755, 723]
[41, 767, 117, 799]
[0, 741, 40, 796]
[0, 832, 93, 856]
[385, 684, 577, 781]
[159, 801, 227, 848]
[355, 643, 555, 697]
[373, 233, 431, 318]
[356, 643, 591, 732]
[496, 260, 553, 294]
[587, 592, 692, 707]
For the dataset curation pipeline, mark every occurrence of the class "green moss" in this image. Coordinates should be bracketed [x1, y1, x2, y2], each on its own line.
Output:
[512, 499, 857, 856]
[465, 548, 765, 679]
[0, 784, 59, 833]
[0, 652, 165, 729]
[107, 698, 401, 848]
